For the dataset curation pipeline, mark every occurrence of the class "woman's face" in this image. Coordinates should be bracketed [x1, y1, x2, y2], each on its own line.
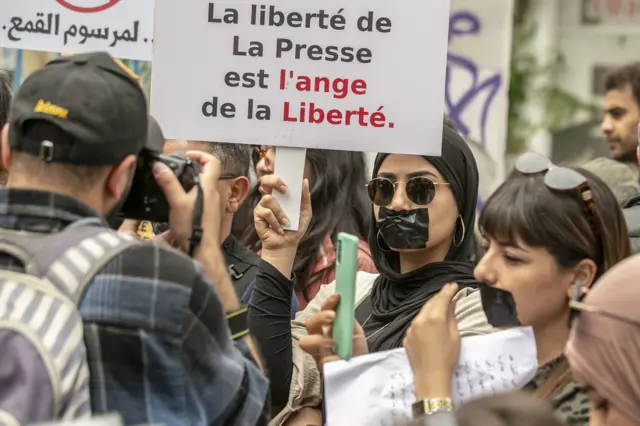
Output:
[255, 146, 313, 181]
[474, 237, 573, 327]
[570, 368, 635, 426]
[373, 154, 458, 252]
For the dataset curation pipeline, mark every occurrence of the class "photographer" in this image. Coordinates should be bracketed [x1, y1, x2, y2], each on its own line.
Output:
[0, 52, 268, 425]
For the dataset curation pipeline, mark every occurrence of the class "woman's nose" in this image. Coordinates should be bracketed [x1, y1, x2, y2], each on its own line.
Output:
[387, 183, 412, 211]
[474, 255, 497, 286]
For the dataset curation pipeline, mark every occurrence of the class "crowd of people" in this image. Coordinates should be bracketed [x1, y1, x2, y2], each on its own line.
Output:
[0, 52, 640, 426]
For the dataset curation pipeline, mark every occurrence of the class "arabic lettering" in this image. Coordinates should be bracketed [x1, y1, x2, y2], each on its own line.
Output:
[3, 13, 142, 48]
[5, 13, 61, 41]
[446, 10, 503, 149]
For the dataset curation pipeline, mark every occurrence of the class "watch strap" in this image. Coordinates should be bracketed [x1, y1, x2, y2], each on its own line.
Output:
[412, 397, 454, 419]
[226, 305, 249, 340]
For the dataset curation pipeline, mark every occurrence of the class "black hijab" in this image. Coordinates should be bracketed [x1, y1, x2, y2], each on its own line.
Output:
[364, 124, 480, 352]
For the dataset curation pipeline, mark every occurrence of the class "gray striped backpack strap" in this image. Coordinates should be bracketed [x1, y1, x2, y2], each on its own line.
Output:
[37, 219, 139, 305]
[0, 217, 138, 304]
[0, 219, 137, 423]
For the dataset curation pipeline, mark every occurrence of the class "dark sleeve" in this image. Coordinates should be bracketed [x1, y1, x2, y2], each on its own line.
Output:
[0, 328, 55, 425]
[248, 259, 295, 408]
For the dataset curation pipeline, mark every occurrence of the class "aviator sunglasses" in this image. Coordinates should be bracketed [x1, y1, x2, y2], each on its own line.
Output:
[514, 152, 598, 231]
[366, 175, 449, 207]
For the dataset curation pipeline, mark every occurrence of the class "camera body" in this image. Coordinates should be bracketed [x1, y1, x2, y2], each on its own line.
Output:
[119, 150, 199, 223]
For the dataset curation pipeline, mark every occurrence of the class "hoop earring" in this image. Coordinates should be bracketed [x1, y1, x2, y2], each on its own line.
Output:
[453, 215, 465, 248]
[376, 228, 391, 252]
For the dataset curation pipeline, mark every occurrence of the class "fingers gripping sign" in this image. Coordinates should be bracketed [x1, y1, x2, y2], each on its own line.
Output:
[254, 179, 311, 252]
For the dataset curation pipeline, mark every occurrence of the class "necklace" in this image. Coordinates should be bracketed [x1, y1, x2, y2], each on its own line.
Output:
[362, 313, 393, 341]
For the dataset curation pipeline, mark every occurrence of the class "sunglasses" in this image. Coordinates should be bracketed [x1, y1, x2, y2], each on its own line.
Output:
[366, 176, 449, 207]
[515, 152, 598, 230]
[569, 284, 640, 328]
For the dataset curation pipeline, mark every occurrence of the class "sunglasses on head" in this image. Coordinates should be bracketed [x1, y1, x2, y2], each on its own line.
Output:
[514, 152, 598, 230]
[569, 284, 640, 328]
[366, 176, 449, 207]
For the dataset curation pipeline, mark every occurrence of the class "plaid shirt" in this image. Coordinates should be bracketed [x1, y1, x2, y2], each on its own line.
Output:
[0, 189, 269, 426]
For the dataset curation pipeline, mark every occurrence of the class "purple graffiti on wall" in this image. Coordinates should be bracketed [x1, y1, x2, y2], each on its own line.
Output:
[445, 10, 504, 213]
[446, 10, 503, 149]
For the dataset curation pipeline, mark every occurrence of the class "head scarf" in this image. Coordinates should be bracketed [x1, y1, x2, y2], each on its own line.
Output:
[366, 123, 480, 352]
[566, 255, 640, 424]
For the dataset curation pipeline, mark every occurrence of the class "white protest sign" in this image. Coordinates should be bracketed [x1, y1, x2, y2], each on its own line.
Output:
[0, 0, 154, 61]
[150, 0, 451, 156]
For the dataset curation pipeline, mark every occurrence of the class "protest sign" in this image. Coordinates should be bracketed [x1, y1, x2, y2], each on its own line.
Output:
[150, 0, 451, 156]
[0, 0, 154, 61]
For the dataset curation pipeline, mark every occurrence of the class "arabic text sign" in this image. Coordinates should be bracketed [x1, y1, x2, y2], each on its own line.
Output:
[150, 1, 450, 155]
[0, 0, 154, 61]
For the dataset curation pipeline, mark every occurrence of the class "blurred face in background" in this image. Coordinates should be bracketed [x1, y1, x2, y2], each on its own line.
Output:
[602, 84, 640, 163]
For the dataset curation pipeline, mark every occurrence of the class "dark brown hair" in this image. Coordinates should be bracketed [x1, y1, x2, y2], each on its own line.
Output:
[604, 62, 640, 107]
[479, 168, 630, 282]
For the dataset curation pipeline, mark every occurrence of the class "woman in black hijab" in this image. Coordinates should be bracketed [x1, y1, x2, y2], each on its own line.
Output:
[361, 124, 483, 351]
[248, 121, 493, 425]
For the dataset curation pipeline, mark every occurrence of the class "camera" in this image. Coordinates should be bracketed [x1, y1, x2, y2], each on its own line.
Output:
[119, 150, 199, 223]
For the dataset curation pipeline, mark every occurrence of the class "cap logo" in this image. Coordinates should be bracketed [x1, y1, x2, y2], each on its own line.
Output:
[34, 99, 69, 119]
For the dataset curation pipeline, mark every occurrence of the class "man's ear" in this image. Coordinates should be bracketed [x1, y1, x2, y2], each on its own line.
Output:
[227, 176, 250, 213]
[106, 154, 137, 199]
[1, 124, 11, 172]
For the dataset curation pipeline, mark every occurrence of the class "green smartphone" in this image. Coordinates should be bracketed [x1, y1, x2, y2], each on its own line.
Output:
[332, 232, 359, 360]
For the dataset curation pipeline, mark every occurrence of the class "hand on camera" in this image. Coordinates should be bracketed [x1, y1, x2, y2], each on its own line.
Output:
[152, 151, 223, 252]
[253, 176, 312, 252]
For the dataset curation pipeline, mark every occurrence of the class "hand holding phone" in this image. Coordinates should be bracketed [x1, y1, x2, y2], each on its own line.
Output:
[332, 232, 359, 360]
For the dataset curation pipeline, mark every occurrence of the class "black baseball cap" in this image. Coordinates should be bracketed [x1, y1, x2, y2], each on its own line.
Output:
[8, 51, 154, 165]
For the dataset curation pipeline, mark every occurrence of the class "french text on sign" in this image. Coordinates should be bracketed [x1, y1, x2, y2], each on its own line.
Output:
[279, 70, 367, 99]
[151, 0, 450, 155]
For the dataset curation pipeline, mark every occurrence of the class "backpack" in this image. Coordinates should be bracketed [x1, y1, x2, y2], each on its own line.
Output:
[0, 218, 137, 425]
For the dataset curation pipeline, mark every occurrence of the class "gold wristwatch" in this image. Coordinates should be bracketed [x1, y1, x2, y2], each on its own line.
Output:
[411, 397, 454, 419]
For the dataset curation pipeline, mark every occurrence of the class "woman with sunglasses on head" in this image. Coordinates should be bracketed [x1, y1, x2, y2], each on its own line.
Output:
[567, 255, 640, 426]
[250, 122, 493, 425]
[401, 152, 630, 426]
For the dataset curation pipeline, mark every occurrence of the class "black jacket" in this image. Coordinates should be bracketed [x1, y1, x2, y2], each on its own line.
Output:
[624, 194, 640, 254]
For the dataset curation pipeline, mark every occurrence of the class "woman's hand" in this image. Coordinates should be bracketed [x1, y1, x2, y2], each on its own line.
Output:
[254, 176, 312, 252]
[299, 293, 368, 374]
[403, 283, 460, 399]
